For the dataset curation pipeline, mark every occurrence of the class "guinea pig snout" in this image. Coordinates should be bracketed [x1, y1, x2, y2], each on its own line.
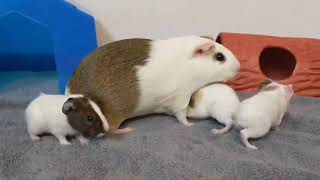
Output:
[234, 60, 241, 72]
[225, 61, 240, 80]
[82, 129, 97, 138]
[284, 84, 294, 98]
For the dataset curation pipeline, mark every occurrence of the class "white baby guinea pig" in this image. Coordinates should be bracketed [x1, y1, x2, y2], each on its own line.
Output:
[25, 93, 109, 145]
[234, 80, 294, 150]
[187, 83, 240, 135]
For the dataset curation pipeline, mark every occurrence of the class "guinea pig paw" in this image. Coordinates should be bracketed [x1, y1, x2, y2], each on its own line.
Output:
[60, 141, 72, 146]
[80, 140, 89, 146]
[30, 135, 41, 142]
[96, 133, 105, 138]
[78, 136, 89, 145]
[58, 136, 72, 146]
[111, 127, 135, 134]
[272, 127, 280, 131]
[211, 128, 223, 136]
[246, 144, 258, 150]
[185, 122, 194, 126]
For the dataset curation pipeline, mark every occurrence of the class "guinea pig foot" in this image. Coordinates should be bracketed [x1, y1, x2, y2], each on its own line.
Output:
[272, 126, 280, 131]
[111, 127, 135, 134]
[30, 135, 41, 142]
[211, 124, 232, 135]
[177, 117, 194, 126]
[211, 128, 221, 135]
[184, 122, 194, 126]
[96, 133, 105, 138]
[78, 135, 89, 145]
[57, 136, 72, 146]
[59, 140, 72, 146]
[175, 111, 194, 126]
[240, 129, 259, 150]
[245, 144, 258, 150]
[177, 119, 194, 126]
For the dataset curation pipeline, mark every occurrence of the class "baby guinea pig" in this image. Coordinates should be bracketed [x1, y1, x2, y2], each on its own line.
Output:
[25, 93, 109, 145]
[234, 79, 293, 150]
[187, 83, 240, 135]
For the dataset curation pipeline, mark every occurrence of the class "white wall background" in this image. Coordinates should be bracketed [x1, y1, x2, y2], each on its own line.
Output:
[68, 0, 320, 46]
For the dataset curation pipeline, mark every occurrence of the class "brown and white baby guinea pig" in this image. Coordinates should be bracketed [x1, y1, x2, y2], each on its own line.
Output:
[25, 93, 109, 145]
[62, 96, 109, 138]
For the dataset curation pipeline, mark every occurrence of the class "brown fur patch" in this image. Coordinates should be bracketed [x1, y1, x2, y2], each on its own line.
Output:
[189, 89, 203, 108]
[67, 38, 152, 130]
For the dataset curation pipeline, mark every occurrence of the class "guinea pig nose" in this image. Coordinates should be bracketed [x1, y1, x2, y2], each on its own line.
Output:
[235, 61, 240, 71]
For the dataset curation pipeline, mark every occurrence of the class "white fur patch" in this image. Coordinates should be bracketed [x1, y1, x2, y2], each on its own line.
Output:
[88, 99, 109, 132]
[38, 92, 46, 96]
[68, 94, 84, 98]
[135, 36, 240, 116]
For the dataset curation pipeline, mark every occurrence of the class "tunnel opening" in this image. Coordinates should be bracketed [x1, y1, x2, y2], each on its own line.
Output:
[259, 47, 296, 80]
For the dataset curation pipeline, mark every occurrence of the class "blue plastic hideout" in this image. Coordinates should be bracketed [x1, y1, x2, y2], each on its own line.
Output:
[0, 0, 97, 93]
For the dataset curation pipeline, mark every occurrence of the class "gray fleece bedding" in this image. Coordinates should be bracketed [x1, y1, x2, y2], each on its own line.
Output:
[0, 72, 320, 180]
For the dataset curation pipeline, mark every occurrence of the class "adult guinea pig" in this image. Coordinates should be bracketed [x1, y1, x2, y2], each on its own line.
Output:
[187, 83, 240, 135]
[234, 80, 294, 150]
[25, 93, 109, 145]
[66, 35, 240, 133]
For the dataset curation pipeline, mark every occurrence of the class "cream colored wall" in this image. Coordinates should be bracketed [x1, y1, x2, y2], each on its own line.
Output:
[68, 0, 320, 46]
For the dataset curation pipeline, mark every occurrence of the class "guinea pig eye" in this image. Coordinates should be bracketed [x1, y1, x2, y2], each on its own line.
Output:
[87, 116, 94, 122]
[214, 52, 225, 62]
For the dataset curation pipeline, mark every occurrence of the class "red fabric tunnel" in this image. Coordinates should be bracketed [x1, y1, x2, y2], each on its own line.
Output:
[217, 32, 320, 97]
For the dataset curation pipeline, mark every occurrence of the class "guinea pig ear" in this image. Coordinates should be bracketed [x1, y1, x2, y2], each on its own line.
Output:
[62, 98, 76, 114]
[200, 35, 214, 41]
[192, 41, 215, 57]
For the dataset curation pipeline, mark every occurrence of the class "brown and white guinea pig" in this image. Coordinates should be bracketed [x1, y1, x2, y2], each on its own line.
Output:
[65, 35, 240, 133]
[25, 93, 109, 145]
[234, 80, 294, 150]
